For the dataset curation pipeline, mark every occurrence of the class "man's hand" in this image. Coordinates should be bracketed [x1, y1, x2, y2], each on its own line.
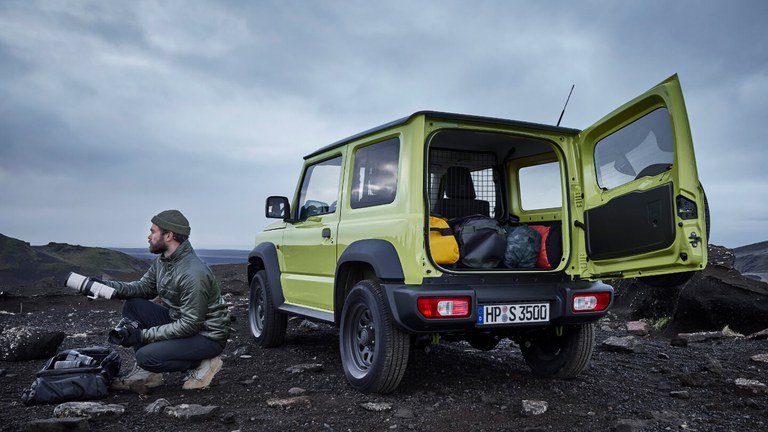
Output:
[118, 327, 142, 347]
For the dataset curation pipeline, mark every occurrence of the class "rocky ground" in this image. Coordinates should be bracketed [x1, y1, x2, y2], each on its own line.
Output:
[1, 263, 768, 432]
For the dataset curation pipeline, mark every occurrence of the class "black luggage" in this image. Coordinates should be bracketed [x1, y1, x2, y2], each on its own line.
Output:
[21, 346, 120, 405]
[450, 215, 507, 268]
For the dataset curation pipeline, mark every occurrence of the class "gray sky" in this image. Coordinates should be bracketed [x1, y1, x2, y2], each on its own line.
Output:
[1, 0, 766, 249]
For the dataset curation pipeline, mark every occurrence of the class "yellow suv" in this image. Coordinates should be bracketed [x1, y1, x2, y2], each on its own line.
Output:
[247, 74, 708, 393]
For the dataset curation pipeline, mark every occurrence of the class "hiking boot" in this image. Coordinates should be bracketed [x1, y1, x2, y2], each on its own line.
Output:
[110, 365, 164, 391]
[182, 356, 223, 390]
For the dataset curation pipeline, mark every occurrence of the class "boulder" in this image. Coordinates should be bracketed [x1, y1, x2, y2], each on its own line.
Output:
[611, 245, 768, 335]
[0, 326, 65, 361]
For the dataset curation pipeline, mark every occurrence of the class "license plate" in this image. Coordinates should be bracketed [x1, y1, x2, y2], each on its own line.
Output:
[477, 303, 550, 326]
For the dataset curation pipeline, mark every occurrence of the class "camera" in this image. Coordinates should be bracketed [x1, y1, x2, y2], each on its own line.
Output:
[64, 272, 116, 300]
[53, 350, 96, 369]
[108, 318, 140, 345]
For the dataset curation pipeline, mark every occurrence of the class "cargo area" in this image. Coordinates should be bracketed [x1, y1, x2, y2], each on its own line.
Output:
[426, 128, 565, 271]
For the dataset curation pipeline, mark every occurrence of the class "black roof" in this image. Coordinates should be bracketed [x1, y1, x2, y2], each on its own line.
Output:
[304, 110, 581, 160]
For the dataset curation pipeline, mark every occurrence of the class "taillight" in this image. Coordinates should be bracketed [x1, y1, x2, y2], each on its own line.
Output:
[417, 297, 471, 318]
[572, 292, 611, 312]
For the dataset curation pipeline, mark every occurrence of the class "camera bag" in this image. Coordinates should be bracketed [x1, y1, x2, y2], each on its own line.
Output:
[21, 346, 120, 405]
[450, 215, 507, 269]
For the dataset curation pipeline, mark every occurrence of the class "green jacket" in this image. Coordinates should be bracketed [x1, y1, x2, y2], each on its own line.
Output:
[106, 241, 230, 344]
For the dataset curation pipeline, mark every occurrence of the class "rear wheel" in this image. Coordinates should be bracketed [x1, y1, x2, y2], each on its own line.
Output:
[520, 323, 594, 379]
[339, 280, 409, 394]
[248, 270, 287, 347]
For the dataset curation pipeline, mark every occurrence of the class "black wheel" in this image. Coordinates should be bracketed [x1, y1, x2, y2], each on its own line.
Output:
[339, 280, 410, 394]
[467, 332, 501, 351]
[520, 323, 594, 379]
[248, 270, 287, 347]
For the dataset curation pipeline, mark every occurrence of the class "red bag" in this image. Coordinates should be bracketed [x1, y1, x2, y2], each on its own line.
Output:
[530, 225, 562, 269]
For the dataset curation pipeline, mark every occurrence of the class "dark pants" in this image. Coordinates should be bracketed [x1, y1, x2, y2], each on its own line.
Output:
[121, 298, 224, 373]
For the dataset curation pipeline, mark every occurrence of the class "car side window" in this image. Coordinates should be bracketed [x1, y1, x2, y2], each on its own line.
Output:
[296, 156, 342, 220]
[350, 138, 400, 209]
[594, 108, 674, 190]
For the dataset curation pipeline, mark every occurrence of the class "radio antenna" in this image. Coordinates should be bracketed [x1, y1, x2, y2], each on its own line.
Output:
[556, 84, 575, 127]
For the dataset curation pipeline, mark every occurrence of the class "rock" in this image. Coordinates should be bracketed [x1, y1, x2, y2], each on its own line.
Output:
[284, 363, 323, 374]
[614, 419, 650, 432]
[747, 328, 768, 339]
[521, 400, 548, 417]
[299, 320, 320, 330]
[611, 245, 768, 335]
[394, 408, 414, 419]
[53, 401, 125, 419]
[703, 354, 724, 375]
[626, 321, 650, 336]
[670, 337, 688, 347]
[163, 404, 220, 421]
[266, 396, 311, 409]
[145, 398, 171, 414]
[360, 402, 392, 412]
[231, 345, 249, 357]
[669, 390, 690, 399]
[679, 373, 706, 388]
[602, 336, 642, 353]
[750, 353, 768, 363]
[0, 326, 65, 361]
[735, 378, 768, 395]
[288, 387, 306, 396]
[25, 417, 90, 431]
[676, 331, 724, 343]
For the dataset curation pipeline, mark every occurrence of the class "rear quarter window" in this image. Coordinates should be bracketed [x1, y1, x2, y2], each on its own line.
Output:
[350, 137, 400, 209]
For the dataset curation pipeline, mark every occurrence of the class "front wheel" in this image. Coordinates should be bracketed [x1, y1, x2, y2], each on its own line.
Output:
[339, 280, 410, 394]
[248, 270, 287, 348]
[520, 323, 594, 379]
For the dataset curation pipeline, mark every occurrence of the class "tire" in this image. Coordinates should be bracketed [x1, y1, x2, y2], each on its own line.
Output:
[641, 186, 710, 288]
[248, 270, 287, 348]
[520, 323, 594, 379]
[339, 280, 410, 394]
[467, 332, 501, 351]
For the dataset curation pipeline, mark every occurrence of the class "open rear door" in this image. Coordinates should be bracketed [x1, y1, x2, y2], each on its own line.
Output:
[574, 74, 707, 281]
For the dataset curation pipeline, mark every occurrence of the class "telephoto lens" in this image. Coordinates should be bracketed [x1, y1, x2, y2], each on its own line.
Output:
[64, 272, 116, 300]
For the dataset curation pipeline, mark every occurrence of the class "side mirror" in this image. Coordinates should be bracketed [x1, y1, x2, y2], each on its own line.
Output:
[265, 196, 290, 219]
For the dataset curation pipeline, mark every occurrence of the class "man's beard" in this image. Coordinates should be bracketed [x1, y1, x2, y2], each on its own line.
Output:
[149, 237, 168, 255]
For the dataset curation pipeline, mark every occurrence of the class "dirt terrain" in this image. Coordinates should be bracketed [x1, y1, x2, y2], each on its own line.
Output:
[1, 264, 767, 432]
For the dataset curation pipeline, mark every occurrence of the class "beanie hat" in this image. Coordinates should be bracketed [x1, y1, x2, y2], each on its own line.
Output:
[151, 210, 191, 236]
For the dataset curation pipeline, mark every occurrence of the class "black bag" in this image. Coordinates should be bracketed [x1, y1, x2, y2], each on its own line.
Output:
[21, 346, 120, 405]
[504, 224, 541, 268]
[450, 215, 507, 268]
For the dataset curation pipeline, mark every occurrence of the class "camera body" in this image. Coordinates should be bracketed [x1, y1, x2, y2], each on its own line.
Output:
[108, 318, 140, 345]
[64, 272, 116, 300]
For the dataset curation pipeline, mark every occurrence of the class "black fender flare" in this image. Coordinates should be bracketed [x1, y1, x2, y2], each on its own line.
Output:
[247, 242, 285, 308]
[334, 239, 404, 325]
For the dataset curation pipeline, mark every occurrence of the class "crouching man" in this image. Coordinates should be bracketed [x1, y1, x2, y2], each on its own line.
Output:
[95, 210, 230, 390]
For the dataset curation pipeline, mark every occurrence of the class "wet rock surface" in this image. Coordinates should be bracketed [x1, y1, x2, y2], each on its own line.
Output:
[1, 253, 767, 431]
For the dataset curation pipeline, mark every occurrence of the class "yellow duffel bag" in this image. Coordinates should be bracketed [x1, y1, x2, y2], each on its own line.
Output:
[429, 215, 459, 265]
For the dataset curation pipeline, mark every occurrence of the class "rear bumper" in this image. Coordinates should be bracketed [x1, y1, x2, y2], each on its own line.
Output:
[383, 278, 614, 333]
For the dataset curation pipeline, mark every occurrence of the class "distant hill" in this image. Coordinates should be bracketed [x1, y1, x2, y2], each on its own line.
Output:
[734, 240, 768, 282]
[0, 233, 150, 285]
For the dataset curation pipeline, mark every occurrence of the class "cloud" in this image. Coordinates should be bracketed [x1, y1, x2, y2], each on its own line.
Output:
[0, 0, 766, 249]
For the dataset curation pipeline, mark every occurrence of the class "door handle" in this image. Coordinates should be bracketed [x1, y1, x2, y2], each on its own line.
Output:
[322, 228, 331, 238]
